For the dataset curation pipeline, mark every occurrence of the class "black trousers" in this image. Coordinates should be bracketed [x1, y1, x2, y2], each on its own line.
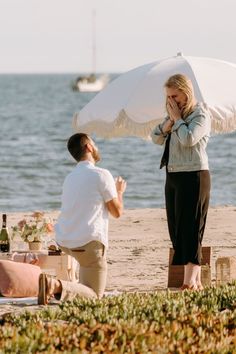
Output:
[165, 170, 211, 265]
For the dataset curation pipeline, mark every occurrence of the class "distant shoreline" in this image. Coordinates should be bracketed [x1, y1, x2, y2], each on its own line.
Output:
[5, 204, 236, 214]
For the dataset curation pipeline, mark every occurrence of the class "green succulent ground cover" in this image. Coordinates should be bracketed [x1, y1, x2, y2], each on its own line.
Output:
[0, 283, 235, 353]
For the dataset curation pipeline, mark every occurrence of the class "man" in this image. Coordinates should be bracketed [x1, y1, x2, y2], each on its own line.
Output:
[38, 133, 126, 304]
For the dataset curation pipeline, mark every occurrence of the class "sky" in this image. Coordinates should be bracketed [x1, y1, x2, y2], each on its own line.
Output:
[0, 0, 236, 73]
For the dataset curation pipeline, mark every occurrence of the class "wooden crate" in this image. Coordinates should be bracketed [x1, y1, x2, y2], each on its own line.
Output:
[216, 257, 236, 285]
[0, 252, 77, 281]
[167, 246, 211, 288]
[37, 253, 77, 281]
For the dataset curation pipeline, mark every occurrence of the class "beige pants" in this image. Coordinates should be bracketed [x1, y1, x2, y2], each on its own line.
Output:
[58, 241, 107, 301]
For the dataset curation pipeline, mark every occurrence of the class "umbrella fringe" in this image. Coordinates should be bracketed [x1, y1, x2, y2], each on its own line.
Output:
[73, 106, 236, 139]
[209, 105, 236, 134]
[72, 110, 160, 140]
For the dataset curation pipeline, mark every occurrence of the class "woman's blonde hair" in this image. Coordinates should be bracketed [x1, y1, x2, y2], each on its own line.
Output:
[164, 74, 196, 119]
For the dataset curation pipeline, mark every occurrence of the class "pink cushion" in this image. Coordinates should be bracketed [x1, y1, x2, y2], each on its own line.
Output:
[0, 260, 41, 297]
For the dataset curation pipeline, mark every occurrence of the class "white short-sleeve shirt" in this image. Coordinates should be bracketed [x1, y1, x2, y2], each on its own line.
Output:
[55, 161, 117, 249]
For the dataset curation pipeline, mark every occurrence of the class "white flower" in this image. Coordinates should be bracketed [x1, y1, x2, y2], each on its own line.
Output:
[27, 235, 35, 242]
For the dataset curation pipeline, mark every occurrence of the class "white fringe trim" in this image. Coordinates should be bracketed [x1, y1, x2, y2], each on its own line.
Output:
[208, 105, 236, 134]
[72, 105, 236, 139]
[72, 109, 160, 139]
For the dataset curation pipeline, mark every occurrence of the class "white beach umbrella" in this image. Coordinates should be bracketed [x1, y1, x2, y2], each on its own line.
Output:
[73, 53, 236, 139]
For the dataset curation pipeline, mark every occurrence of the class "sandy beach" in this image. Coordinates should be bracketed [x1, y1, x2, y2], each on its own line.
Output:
[1, 206, 236, 316]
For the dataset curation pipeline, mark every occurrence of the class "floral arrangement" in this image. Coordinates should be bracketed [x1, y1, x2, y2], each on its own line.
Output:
[12, 211, 54, 243]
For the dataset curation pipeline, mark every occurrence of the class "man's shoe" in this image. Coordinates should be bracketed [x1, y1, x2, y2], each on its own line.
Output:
[38, 273, 55, 305]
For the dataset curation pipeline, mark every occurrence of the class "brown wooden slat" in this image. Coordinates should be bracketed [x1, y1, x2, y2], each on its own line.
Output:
[167, 247, 211, 288]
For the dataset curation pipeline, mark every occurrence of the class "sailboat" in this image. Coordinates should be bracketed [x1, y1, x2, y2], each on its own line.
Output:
[72, 11, 109, 92]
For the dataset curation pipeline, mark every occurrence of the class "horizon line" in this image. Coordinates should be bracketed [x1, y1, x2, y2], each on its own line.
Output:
[0, 71, 124, 75]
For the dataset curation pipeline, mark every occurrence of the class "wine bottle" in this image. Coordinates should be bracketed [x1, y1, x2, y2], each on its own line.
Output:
[0, 214, 10, 252]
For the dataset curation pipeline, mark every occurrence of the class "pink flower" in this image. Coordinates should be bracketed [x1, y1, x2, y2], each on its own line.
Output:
[18, 219, 26, 230]
[31, 211, 44, 220]
[46, 223, 54, 233]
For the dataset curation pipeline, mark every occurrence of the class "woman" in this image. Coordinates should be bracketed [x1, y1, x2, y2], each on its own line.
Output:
[151, 74, 211, 290]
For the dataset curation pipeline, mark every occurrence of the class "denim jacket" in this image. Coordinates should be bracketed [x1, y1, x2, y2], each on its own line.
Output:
[151, 103, 211, 172]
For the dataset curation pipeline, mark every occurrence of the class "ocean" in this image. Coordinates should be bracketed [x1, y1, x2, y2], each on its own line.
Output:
[0, 74, 235, 212]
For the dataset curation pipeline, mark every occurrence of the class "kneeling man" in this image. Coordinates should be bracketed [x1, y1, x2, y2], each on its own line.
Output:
[38, 133, 126, 304]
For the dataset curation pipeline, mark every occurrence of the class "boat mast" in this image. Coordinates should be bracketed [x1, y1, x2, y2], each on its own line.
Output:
[92, 9, 96, 75]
